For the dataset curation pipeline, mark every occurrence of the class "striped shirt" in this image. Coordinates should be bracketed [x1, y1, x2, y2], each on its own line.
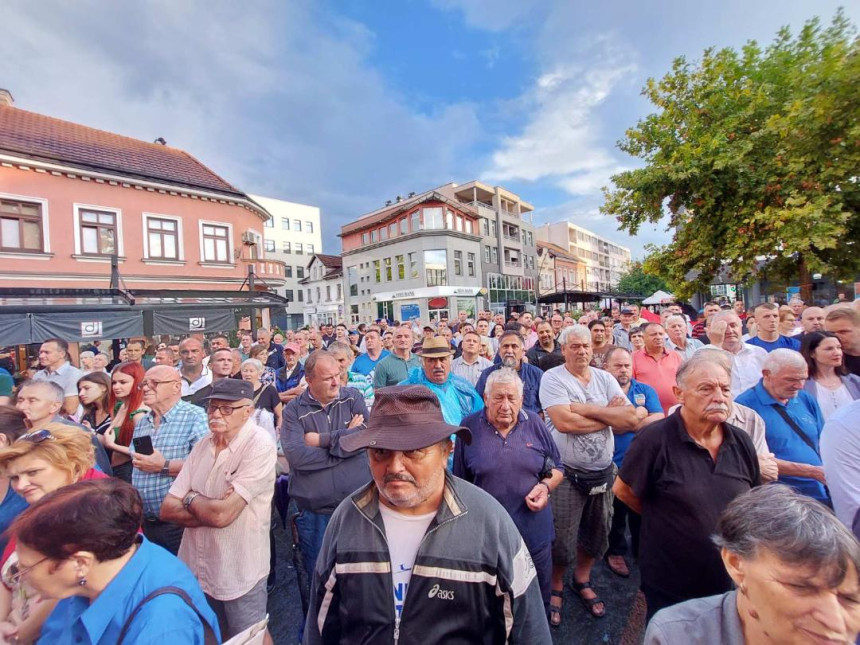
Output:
[131, 399, 209, 518]
[451, 355, 493, 387]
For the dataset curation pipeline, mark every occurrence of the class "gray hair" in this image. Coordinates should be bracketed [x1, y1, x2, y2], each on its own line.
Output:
[666, 314, 687, 328]
[559, 325, 591, 347]
[676, 349, 732, 389]
[707, 310, 740, 328]
[484, 367, 524, 398]
[79, 351, 95, 361]
[326, 341, 354, 361]
[241, 358, 263, 373]
[762, 348, 807, 374]
[18, 379, 65, 403]
[714, 484, 860, 588]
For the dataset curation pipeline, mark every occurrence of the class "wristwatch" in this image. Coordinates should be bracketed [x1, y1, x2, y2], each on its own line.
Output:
[160, 459, 171, 476]
[183, 492, 200, 511]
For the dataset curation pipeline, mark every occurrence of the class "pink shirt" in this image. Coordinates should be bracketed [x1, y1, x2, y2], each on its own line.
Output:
[632, 348, 683, 413]
[169, 420, 276, 600]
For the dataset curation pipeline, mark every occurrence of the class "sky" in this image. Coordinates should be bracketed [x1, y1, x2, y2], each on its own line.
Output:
[1, 0, 856, 260]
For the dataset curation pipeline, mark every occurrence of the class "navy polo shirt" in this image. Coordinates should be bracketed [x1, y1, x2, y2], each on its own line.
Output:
[613, 379, 663, 468]
[455, 410, 561, 551]
[475, 362, 543, 415]
[736, 380, 827, 500]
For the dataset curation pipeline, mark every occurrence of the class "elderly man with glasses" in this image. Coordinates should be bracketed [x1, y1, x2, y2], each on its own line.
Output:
[161, 379, 277, 643]
[130, 365, 209, 555]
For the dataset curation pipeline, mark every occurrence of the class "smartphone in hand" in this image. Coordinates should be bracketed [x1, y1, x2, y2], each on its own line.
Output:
[132, 435, 154, 456]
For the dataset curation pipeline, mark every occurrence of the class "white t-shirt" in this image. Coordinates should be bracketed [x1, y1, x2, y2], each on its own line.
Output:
[815, 381, 854, 421]
[378, 504, 436, 621]
[539, 365, 627, 471]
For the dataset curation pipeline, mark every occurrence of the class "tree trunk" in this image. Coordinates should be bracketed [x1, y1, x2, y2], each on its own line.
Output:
[798, 254, 813, 303]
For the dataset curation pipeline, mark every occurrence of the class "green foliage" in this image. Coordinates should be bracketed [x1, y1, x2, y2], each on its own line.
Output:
[617, 261, 669, 296]
[602, 11, 860, 300]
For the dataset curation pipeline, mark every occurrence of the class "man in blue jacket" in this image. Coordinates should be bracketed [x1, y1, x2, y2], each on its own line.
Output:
[476, 331, 543, 415]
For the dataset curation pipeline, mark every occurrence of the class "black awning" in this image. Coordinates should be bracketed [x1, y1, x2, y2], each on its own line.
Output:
[0, 314, 33, 345]
[152, 309, 237, 335]
[30, 311, 145, 343]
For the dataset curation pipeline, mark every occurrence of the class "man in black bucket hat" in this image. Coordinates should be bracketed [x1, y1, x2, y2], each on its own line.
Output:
[304, 385, 551, 644]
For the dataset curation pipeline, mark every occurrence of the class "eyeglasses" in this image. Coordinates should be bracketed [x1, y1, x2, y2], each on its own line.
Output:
[19, 429, 55, 444]
[207, 404, 250, 416]
[138, 379, 177, 390]
[3, 555, 50, 587]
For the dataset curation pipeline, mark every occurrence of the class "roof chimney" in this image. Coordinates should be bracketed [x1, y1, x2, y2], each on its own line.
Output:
[0, 89, 14, 107]
[395, 195, 402, 203]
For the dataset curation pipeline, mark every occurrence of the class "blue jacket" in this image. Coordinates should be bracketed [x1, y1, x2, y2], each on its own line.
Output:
[399, 367, 484, 425]
[475, 362, 543, 415]
[275, 362, 305, 393]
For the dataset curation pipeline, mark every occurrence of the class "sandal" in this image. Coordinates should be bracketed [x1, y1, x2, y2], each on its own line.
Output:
[571, 580, 606, 618]
[549, 589, 563, 627]
[605, 554, 630, 578]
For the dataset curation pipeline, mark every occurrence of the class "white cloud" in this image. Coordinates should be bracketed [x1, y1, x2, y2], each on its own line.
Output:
[482, 39, 636, 196]
[429, 0, 544, 32]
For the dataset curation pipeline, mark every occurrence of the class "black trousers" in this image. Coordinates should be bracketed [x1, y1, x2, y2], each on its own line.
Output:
[143, 519, 184, 555]
[607, 495, 641, 558]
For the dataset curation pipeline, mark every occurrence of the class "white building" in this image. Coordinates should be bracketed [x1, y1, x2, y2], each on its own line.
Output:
[252, 194, 322, 329]
[301, 254, 344, 326]
[536, 222, 631, 291]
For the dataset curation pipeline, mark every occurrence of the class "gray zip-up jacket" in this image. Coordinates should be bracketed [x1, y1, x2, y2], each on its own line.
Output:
[280, 387, 370, 513]
[304, 473, 552, 645]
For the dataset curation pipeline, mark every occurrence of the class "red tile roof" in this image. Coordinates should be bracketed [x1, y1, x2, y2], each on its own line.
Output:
[340, 191, 477, 236]
[538, 240, 582, 263]
[0, 105, 245, 197]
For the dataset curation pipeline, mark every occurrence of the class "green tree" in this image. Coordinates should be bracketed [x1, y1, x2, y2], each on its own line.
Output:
[602, 12, 860, 301]
[617, 261, 669, 296]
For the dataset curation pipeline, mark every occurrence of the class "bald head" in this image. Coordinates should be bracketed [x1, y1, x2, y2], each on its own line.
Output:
[800, 306, 825, 334]
[140, 365, 182, 410]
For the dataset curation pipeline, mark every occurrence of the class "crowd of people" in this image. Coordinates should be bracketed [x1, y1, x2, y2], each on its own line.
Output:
[0, 295, 857, 643]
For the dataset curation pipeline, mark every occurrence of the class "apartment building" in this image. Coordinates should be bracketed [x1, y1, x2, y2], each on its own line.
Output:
[300, 253, 344, 326]
[254, 194, 322, 329]
[437, 181, 539, 313]
[340, 191, 483, 324]
[536, 221, 631, 291]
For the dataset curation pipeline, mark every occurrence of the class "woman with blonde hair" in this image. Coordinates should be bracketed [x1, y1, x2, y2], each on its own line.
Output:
[0, 424, 108, 644]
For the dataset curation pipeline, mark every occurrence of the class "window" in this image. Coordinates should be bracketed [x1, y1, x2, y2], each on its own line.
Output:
[337, 283, 342, 300]
[294, 220, 302, 232]
[400, 218, 408, 235]
[389, 222, 397, 239]
[455, 215, 464, 232]
[380, 227, 388, 241]
[373, 260, 381, 282]
[264, 217, 273, 228]
[466, 219, 473, 235]
[490, 220, 497, 237]
[424, 249, 447, 286]
[285, 289, 294, 301]
[481, 218, 489, 236]
[146, 217, 178, 259]
[361, 233, 368, 245]
[307, 243, 314, 255]
[484, 245, 491, 262]
[295, 243, 303, 255]
[202, 224, 229, 263]
[424, 207, 443, 229]
[307, 288, 312, 304]
[454, 250, 462, 276]
[408, 252, 418, 279]
[445, 209, 453, 229]
[283, 241, 291, 253]
[384, 257, 392, 281]
[396, 254, 405, 280]
[0, 199, 43, 252]
[281, 218, 290, 230]
[410, 211, 420, 232]
[298, 290, 303, 302]
[326, 285, 332, 301]
[467, 252, 475, 277]
[79, 209, 117, 255]
[316, 287, 321, 302]
[348, 266, 358, 297]
[491, 247, 498, 264]
[371, 230, 377, 243]
[296, 266, 304, 279]
[305, 221, 314, 233]
[264, 239, 275, 252]
[285, 265, 293, 278]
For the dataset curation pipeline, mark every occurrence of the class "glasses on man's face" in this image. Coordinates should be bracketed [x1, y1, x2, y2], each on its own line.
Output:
[138, 379, 177, 390]
[3, 555, 50, 587]
[207, 404, 250, 416]
[19, 429, 55, 444]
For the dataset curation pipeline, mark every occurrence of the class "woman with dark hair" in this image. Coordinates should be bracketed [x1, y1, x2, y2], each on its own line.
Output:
[800, 331, 860, 420]
[100, 362, 148, 482]
[11, 479, 219, 644]
[77, 372, 112, 436]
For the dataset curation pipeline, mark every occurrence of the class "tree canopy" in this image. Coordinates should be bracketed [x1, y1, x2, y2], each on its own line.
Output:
[617, 261, 669, 297]
[602, 12, 860, 300]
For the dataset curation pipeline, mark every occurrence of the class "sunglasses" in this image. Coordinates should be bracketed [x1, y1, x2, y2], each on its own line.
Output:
[19, 429, 55, 444]
[207, 404, 250, 416]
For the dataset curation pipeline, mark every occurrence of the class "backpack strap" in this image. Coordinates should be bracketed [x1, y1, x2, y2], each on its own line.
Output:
[117, 585, 218, 645]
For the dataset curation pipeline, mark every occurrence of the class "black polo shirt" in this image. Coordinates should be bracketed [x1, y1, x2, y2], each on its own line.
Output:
[619, 409, 760, 602]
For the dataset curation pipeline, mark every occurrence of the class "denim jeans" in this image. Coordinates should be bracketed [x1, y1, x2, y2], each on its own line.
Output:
[294, 508, 332, 580]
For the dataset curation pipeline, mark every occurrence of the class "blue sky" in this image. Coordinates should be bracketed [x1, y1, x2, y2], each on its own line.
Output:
[1, 0, 856, 259]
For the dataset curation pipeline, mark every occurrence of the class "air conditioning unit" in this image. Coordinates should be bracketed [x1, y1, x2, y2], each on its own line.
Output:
[241, 231, 257, 245]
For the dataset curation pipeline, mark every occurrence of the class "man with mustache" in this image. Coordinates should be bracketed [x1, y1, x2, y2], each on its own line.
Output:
[161, 379, 277, 643]
[614, 351, 761, 620]
[476, 331, 543, 415]
[304, 385, 551, 644]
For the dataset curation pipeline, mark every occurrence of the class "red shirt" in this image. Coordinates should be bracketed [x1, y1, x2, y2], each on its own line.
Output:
[632, 348, 683, 413]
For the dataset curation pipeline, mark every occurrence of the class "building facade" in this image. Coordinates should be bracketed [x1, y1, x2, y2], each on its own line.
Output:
[254, 194, 322, 329]
[340, 191, 483, 324]
[301, 254, 343, 326]
[0, 92, 286, 294]
[536, 222, 631, 291]
[437, 181, 539, 313]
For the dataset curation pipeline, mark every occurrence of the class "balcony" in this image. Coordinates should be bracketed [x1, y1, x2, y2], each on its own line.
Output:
[240, 257, 287, 287]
